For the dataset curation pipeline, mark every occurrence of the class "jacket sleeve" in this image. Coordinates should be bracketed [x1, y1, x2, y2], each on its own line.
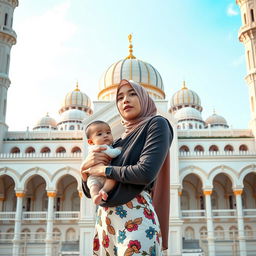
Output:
[106, 116, 173, 185]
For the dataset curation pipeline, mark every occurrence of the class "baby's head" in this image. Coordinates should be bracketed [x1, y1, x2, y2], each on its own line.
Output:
[85, 120, 113, 146]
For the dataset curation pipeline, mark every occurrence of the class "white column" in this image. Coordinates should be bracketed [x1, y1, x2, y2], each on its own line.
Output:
[234, 189, 247, 256]
[12, 191, 25, 256]
[45, 191, 56, 256]
[203, 190, 215, 256]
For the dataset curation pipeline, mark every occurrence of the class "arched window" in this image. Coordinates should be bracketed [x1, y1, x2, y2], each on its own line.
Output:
[251, 9, 255, 22]
[21, 228, 31, 241]
[10, 147, 20, 154]
[56, 147, 66, 153]
[239, 144, 248, 151]
[245, 225, 253, 238]
[177, 125, 181, 129]
[189, 123, 193, 129]
[179, 145, 189, 152]
[3, 99, 6, 116]
[6, 228, 14, 241]
[6, 54, 10, 74]
[53, 228, 61, 241]
[194, 145, 204, 152]
[184, 227, 195, 240]
[4, 13, 8, 26]
[71, 147, 81, 153]
[209, 145, 219, 152]
[25, 147, 35, 154]
[229, 226, 238, 240]
[66, 228, 76, 241]
[69, 125, 75, 130]
[200, 226, 207, 239]
[224, 145, 234, 152]
[215, 226, 224, 240]
[71, 191, 80, 211]
[35, 228, 45, 242]
[247, 50, 251, 69]
[251, 96, 255, 112]
[41, 147, 51, 153]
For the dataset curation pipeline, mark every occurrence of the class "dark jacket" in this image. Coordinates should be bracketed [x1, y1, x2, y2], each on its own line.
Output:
[82, 115, 173, 207]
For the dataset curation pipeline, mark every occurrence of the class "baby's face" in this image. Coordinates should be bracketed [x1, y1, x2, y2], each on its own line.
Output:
[89, 123, 113, 145]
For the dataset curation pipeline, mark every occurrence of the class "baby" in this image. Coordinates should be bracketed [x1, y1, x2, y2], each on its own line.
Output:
[84, 120, 121, 205]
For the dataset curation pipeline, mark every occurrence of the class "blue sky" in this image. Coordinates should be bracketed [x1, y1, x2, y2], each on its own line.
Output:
[6, 0, 249, 130]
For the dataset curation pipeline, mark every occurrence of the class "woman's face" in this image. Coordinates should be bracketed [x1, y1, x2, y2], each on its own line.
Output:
[117, 84, 141, 121]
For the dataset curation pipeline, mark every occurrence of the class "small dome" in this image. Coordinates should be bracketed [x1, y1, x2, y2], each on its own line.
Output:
[174, 107, 203, 121]
[59, 109, 88, 123]
[98, 35, 165, 100]
[205, 112, 228, 128]
[33, 113, 57, 130]
[170, 81, 202, 112]
[59, 82, 92, 114]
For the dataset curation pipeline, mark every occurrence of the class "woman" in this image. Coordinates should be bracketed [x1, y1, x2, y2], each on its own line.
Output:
[81, 79, 173, 255]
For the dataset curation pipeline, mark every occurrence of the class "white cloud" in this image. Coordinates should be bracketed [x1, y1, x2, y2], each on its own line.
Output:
[227, 3, 239, 16]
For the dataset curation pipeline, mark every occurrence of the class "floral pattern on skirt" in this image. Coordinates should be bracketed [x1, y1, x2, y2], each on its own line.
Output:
[93, 191, 162, 256]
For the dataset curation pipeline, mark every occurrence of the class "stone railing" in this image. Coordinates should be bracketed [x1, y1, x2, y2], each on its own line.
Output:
[179, 150, 256, 157]
[212, 209, 237, 218]
[0, 152, 82, 159]
[243, 209, 256, 218]
[181, 210, 206, 219]
[0, 212, 16, 220]
[54, 211, 80, 220]
[6, 130, 84, 140]
[23, 211, 48, 220]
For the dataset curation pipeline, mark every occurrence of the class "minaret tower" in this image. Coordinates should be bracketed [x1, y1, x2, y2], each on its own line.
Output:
[237, 0, 256, 135]
[0, 0, 18, 151]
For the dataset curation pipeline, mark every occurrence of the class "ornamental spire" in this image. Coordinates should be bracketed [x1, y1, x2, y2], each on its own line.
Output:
[74, 81, 80, 91]
[182, 80, 187, 90]
[126, 34, 136, 59]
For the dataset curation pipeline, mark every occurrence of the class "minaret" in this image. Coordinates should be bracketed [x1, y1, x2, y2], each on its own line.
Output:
[0, 0, 18, 151]
[237, 0, 256, 135]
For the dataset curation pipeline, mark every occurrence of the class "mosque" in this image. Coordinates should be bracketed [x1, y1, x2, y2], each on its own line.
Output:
[0, 0, 256, 256]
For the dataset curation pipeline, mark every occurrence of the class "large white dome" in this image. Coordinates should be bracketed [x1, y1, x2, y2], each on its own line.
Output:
[59, 83, 92, 114]
[170, 81, 202, 112]
[98, 35, 165, 100]
[205, 112, 228, 127]
[33, 113, 57, 130]
[174, 107, 203, 121]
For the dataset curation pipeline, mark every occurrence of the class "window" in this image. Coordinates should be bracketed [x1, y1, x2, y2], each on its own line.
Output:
[224, 145, 234, 152]
[56, 147, 66, 153]
[215, 226, 224, 240]
[200, 227, 207, 239]
[251, 9, 255, 22]
[209, 145, 219, 152]
[189, 123, 193, 129]
[244, 13, 247, 24]
[239, 144, 248, 151]
[194, 145, 204, 152]
[71, 146, 81, 153]
[69, 125, 75, 130]
[41, 147, 51, 153]
[3, 99, 6, 116]
[184, 227, 195, 240]
[4, 13, 8, 26]
[251, 96, 254, 112]
[247, 50, 251, 69]
[179, 145, 189, 152]
[25, 147, 35, 154]
[6, 54, 9, 74]
[10, 147, 20, 154]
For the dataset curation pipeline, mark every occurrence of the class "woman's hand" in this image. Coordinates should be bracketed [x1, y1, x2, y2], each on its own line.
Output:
[80, 146, 111, 180]
[85, 165, 107, 177]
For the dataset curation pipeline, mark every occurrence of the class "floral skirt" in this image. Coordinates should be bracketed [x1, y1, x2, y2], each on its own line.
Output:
[93, 191, 162, 256]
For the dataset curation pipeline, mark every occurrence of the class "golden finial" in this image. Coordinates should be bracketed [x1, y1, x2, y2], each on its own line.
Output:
[74, 81, 80, 91]
[213, 108, 216, 114]
[182, 81, 187, 89]
[126, 34, 136, 59]
[46, 112, 49, 117]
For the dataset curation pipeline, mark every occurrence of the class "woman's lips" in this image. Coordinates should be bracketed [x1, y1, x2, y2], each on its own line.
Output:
[124, 105, 132, 111]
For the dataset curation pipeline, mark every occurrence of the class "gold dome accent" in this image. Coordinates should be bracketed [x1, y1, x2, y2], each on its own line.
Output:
[182, 81, 187, 90]
[126, 34, 136, 59]
[74, 81, 80, 91]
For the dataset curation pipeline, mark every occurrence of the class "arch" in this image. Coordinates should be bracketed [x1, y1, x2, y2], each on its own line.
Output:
[224, 144, 234, 152]
[239, 144, 248, 151]
[20, 167, 51, 190]
[71, 146, 81, 153]
[0, 168, 20, 190]
[65, 228, 76, 241]
[184, 226, 195, 240]
[41, 147, 51, 153]
[194, 145, 204, 152]
[35, 228, 45, 242]
[4, 13, 8, 26]
[25, 147, 35, 154]
[180, 166, 207, 187]
[53, 228, 61, 241]
[209, 145, 219, 152]
[239, 165, 256, 184]
[215, 226, 224, 240]
[208, 165, 239, 188]
[229, 225, 238, 240]
[10, 147, 20, 154]
[245, 225, 253, 238]
[56, 147, 66, 153]
[51, 167, 81, 190]
[199, 226, 207, 239]
[179, 145, 190, 152]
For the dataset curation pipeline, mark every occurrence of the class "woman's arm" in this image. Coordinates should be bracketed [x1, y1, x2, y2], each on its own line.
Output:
[105, 116, 173, 185]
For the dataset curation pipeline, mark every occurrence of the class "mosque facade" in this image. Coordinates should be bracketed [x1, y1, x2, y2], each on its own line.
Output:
[0, 0, 256, 256]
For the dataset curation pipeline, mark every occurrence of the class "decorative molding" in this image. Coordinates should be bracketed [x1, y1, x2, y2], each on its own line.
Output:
[203, 190, 212, 196]
[47, 192, 56, 198]
[233, 189, 243, 195]
[16, 192, 25, 197]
